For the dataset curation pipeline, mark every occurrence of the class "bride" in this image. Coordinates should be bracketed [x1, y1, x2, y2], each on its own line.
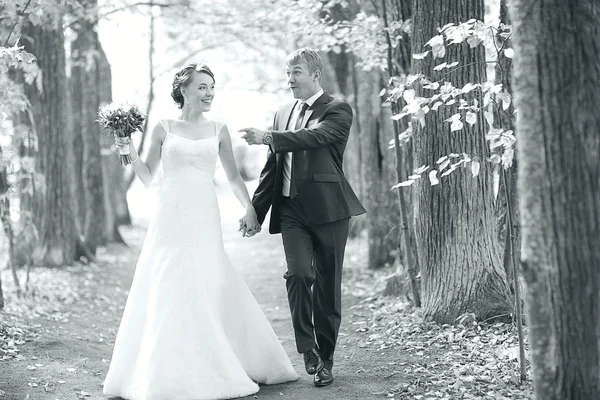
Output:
[102, 62, 299, 400]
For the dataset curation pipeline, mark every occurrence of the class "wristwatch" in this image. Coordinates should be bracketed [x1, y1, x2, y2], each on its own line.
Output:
[262, 130, 273, 145]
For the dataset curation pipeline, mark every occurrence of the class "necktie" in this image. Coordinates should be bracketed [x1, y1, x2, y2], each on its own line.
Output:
[289, 102, 308, 198]
[294, 102, 309, 130]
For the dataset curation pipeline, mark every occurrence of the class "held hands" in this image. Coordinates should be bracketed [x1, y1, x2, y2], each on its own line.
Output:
[239, 128, 266, 145]
[238, 206, 261, 237]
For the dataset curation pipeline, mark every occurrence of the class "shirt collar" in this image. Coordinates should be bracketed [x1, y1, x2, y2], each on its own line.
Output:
[301, 88, 324, 108]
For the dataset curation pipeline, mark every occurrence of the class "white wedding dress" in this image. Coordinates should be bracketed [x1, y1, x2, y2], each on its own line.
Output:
[103, 120, 299, 400]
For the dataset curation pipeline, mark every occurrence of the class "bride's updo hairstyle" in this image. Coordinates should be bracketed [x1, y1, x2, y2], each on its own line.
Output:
[171, 62, 215, 109]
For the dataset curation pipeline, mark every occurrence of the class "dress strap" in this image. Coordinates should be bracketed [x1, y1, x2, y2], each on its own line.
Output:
[158, 119, 169, 133]
[214, 121, 224, 136]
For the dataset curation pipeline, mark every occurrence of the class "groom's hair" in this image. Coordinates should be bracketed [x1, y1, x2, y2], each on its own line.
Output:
[171, 62, 215, 109]
[286, 48, 322, 77]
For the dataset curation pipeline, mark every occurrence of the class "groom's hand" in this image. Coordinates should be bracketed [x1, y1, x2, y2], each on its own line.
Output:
[239, 128, 266, 145]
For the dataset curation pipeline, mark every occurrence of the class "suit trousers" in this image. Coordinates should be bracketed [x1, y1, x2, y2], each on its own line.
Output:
[279, 196, 349, 369]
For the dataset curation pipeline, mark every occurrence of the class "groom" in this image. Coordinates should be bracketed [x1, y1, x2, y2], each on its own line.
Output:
[240, 48, 366, 387]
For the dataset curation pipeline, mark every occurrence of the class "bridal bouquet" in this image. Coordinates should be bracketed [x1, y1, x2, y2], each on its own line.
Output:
[97, 103, 145, 166]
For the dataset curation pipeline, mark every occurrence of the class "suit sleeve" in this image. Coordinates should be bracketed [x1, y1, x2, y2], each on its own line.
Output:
[270, 101, 352, 153]
[251, 113, 278, 225]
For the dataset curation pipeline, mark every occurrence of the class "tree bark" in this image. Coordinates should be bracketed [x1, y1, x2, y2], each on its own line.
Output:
[322, 3, 367, 238]
[510, 0, 600, 397]
[493, 0, 520, 296]
[69, 1, 109, 255]
[411, 0, 512, 323]
[83, 32, 128, 244]
[355, 69, 398, 269]
[22, 19, 77, 267]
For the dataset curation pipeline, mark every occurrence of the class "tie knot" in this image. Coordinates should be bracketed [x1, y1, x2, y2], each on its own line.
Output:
[299, 102, 308, 112]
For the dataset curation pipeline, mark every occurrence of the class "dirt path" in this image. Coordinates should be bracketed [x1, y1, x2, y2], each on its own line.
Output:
[0, 205, 400, 399]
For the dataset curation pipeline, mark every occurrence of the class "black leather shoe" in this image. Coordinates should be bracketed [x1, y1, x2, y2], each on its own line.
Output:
[303, 348, 324, 375]
[314, 367, 334, 387]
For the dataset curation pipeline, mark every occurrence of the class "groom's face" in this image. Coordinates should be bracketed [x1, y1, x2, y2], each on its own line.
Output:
[286, 62, 319, 101]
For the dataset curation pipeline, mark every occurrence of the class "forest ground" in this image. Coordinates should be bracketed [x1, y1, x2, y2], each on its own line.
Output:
[0, 185, 533, 400]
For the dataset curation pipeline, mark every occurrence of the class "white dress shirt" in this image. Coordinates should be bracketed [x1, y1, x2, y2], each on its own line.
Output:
[282, 89, 324, 197]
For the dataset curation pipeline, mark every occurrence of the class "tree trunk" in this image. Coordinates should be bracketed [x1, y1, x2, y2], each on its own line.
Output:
[493, 0, 520, 296]
[22, 19, 77, 267]
[93, 37, 128, 244]
[411, 0, 512, 323]
[324, 1, 399, 268]
[383, 0, 421, 305]
[323, 50, 368, 239]
[355, 69, 398, 269]
[510, 0, 600, 397]
[69, 2, 109, 255]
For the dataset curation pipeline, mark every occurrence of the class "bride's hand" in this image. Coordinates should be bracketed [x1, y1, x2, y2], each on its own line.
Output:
[115, 136, 137, 158]
[242, 206, 261, 237]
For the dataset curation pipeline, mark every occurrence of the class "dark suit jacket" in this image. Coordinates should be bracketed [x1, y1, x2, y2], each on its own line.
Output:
[252, 92, 366, 234]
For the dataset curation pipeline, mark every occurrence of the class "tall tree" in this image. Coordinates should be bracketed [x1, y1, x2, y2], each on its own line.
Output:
[96, 41, 127, 244]
[493, 0, 519, 295]
[69, 6, 108, 255]
[510, 0, 600, 398]
[21, 18, 77, 266]
[411, 0, 512, 323]
[325, 1, 399, 269]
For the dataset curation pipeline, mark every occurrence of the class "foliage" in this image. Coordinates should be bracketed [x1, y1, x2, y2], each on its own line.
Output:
[380, 20, 515, 187]
[0, 42, 39, 201]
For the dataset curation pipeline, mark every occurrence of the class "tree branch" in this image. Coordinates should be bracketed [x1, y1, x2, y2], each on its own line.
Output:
[3, 0, 32, 47]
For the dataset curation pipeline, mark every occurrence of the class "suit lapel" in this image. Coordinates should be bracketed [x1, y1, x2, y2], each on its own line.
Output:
[301, 93, 333, 128]
[282, 102, 299, 130]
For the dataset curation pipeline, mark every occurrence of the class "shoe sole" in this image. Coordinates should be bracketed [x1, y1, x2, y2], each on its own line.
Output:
[314, 379, 333, 387]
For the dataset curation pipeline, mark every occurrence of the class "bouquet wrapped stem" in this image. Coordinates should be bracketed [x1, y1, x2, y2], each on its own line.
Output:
[97, 103, 146, 166]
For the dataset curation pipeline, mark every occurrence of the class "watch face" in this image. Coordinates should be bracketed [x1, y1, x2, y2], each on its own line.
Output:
[264, 135, 273, 144]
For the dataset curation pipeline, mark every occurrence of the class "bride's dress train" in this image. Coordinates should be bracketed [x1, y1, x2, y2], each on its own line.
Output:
[103, 120, 299, 400]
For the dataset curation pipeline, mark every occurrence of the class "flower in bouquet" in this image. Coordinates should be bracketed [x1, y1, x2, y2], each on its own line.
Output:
[97, 103, 146, 166]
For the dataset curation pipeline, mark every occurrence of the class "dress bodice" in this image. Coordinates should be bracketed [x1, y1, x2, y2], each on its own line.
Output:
[159, 119, 220, 183]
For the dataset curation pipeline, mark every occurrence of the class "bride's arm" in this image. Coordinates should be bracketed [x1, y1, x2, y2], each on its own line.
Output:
[122, 122, 165, 186]
[218, 124, 254, 210]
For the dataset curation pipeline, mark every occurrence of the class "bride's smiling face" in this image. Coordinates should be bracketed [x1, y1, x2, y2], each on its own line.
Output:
[182, 72, 215, 112]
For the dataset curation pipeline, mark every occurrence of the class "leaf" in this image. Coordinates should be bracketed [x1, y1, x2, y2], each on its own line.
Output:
[423, 82, 440, 90]
[465, 112, 477, 125]
[433, 62, 447, 71]
[414, 165, 430, 175]
[378, 88, 387, 97]
[489, 154, 502, 164]
[471, 161, 480, 177]
[484, 110, 494, 126]
[461, 82, 478, 94]
[431, 101, 443, 111]
[426, 34, 445, 48]
[496, 92, 512, 110]
[439, 158, 450, 172]
[403, 89, 416, 102]
[431, 43, 446, 59]
[450, 119, 463, 132]
[392, 180, 415, 189]
[428, 170, 440, 186]
[436, 156, 448, 164]
[413, 51, 430, 60]
[504, 48, 514, 59]
[445, 113, 461, 123]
